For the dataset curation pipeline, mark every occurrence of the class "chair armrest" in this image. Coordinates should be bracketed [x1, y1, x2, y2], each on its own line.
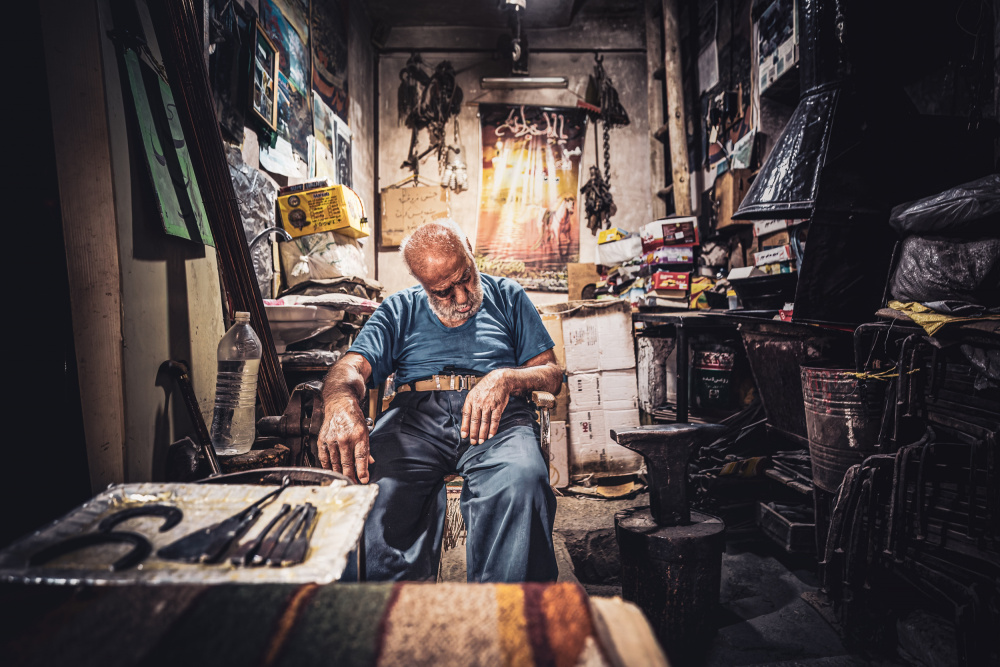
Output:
[531, 391, 556, 409]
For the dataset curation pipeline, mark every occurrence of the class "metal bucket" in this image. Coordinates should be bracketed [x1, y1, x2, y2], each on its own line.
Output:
[800, 367, 884, 494]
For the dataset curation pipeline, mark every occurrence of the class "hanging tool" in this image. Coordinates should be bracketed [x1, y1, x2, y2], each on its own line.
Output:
[229, 503, 292, 566]
[252, 502, 305, 565]
[265, 504, 311, 566]
[158, 476, 291, 563]
[275, 503, 318, 567]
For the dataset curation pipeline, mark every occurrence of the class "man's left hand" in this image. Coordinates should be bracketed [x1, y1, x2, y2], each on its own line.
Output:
[460, 370, 510, 445]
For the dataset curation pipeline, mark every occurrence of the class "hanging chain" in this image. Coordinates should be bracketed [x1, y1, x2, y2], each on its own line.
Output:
[602, 121, 612, 185]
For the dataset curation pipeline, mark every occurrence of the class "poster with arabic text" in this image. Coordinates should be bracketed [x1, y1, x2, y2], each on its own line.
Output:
[476, 104, 587, 292]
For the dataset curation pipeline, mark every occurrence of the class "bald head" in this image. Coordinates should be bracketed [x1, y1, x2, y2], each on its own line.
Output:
[400, 219, 473, 278]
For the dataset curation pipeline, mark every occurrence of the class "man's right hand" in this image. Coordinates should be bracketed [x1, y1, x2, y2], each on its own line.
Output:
[317, 399, 372, 484]
[318, 353, 375, 484]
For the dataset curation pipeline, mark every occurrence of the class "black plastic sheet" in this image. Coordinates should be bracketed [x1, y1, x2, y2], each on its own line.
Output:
[889, 174, 1000, 237]
[890, 236, 1000, 308]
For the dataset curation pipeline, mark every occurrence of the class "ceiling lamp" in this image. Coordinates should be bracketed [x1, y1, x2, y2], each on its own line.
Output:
[480, 76, 569, 89]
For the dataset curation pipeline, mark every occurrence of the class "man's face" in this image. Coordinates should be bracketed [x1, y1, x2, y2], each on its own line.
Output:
[418, 253, 484, 326]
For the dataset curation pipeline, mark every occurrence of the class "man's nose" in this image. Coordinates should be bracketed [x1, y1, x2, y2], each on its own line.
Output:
[453, 286, 469, 305]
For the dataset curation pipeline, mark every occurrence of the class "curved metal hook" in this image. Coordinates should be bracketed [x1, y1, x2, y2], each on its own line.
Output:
[28, 532, 153, 572]
[98, 504, 184, 533]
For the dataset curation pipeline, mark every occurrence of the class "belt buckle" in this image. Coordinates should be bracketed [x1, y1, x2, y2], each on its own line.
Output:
[458, 375, 468, 391]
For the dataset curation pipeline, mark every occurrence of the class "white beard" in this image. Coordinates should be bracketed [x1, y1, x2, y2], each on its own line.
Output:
[427, 271, 484, 324]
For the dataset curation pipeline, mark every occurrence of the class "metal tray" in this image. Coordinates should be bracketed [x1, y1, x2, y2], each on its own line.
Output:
[0, 482, 378, 586]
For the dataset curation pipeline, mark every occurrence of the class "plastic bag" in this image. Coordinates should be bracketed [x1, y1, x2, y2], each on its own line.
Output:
[890, 235, 1000, 307]
[227, 146, 278, 298]
[889, 174, 1000, 237]
[279, 231, 368, 290]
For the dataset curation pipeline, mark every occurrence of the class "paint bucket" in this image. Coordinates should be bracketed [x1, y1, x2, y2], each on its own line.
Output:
[800, 367, 885, 494]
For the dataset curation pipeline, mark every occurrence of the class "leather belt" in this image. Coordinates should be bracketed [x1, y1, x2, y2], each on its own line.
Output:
[396, 374, 481, 393]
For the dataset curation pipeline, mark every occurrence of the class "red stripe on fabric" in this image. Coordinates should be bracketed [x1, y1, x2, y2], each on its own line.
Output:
[373, 582, 405, 665]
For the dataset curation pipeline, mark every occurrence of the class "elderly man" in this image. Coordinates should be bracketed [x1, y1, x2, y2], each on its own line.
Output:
[319, 219, 562, 582]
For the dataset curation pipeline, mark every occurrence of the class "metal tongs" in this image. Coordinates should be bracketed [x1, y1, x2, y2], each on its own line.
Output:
[158, 476, 291, 563]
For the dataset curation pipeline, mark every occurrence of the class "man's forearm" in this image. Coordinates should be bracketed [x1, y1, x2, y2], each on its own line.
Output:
[498, 363, 563, 397]
[322, 354, 369, 408]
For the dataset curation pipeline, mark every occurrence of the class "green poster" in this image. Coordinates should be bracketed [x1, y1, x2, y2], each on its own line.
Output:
[122, 49, 214, 245]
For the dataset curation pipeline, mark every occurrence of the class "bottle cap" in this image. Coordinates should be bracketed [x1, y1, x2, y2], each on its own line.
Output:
[234, 311, 251, 321]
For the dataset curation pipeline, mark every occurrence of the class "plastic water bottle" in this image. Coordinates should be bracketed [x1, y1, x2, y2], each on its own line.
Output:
[210, 311, 262, 455]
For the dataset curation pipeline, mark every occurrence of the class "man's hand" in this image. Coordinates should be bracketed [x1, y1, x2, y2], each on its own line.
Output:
[461, 370, 511, 445]
[317, 399, 373, 483]
[460, 349, 562, 445]
[319, 353, 375, 483]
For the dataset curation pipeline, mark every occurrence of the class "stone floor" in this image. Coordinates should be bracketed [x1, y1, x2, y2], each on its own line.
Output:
[440, 491, 909, 667]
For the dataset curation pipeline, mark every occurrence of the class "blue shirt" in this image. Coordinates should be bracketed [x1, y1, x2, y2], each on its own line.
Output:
[349, 274, 554, 388]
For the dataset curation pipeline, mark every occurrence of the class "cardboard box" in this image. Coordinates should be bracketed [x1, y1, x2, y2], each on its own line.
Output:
[567, 369, 639, 412]
[754, 244, 795, 266]
[278, 184, 369, 239]
[596, 235, 642, 266]
[567, 408, 643, 477]
[713, 168, 753, 230]
[640, 216, 698, 252]
[540, 312, 566, 370]
[647, 271, 690, 293]
[643, 245, 694, 265]
[557, 301, 636, 373]
[645, 295, 689, 309]
[598, 227, 629, 244]
[760, 229, 791, 248]
[568, 263, 602, 301]
[548, 421, 569, 488]
[661, 218, 699, 246]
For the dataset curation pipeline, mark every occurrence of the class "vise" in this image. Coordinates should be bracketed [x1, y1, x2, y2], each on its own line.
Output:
[612, 423, 728, 661]
[256, 381, 326, 467]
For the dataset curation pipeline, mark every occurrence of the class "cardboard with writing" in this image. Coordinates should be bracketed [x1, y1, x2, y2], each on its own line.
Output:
[379, 186, 449, 247]
[567, 408, 643, 476]
[567, 369, 639, 412]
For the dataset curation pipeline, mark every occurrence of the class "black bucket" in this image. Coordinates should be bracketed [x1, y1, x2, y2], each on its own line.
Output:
[800, 367, 885, 494]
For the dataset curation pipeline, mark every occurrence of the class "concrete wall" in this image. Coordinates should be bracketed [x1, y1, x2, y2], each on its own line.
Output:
[95, 0, 226, 482]
[348, 1, 377, 278]
[374, 10, 654, 301]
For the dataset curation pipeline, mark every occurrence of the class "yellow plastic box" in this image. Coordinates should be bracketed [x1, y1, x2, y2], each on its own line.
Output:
[278, 184, 370, 239]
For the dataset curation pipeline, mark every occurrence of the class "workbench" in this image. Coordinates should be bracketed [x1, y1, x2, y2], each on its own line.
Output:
[632, 310, 742, 423]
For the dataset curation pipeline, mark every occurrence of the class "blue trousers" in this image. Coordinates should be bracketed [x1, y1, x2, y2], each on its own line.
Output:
[361, 390, 558, 583]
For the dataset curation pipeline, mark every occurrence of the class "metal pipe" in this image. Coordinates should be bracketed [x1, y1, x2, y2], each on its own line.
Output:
[250, 226, 292, 252]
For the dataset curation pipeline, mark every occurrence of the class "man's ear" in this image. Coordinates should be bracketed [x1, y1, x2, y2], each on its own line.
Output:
[466, 238, 474, 255]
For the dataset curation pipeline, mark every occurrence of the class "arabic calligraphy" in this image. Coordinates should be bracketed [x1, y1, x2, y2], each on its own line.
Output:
[495, 105, 570, 145]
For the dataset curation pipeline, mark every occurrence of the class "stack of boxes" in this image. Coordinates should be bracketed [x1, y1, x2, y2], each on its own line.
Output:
[751, 219, 806, 274]
[538, 301, 643, 486]
[638, 216, 699, 308]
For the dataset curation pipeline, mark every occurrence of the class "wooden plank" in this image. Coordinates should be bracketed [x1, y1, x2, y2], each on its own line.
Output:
[661, 0, 692, 215]
[645, 0, 666, 219]
[40, 0, 126, 492]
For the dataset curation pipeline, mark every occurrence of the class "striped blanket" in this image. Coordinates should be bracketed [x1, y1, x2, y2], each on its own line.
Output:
[1, 582, 667, 667]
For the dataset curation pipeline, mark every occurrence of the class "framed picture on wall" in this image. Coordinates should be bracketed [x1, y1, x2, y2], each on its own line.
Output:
[249, 20, 279, 134]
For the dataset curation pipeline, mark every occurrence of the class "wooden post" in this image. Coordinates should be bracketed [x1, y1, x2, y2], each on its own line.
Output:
[662, 0, 692, 215]
[40, 0, 127, 491]
[646, 0, 667, 219]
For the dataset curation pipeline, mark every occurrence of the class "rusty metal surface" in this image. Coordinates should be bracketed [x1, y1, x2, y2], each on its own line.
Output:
[616, 507, 726, 656]
[610, 424, 727, 526]
[739, 320, 851, 442]
[0, 482, 377, 586]
[801, 367, 885, 493]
